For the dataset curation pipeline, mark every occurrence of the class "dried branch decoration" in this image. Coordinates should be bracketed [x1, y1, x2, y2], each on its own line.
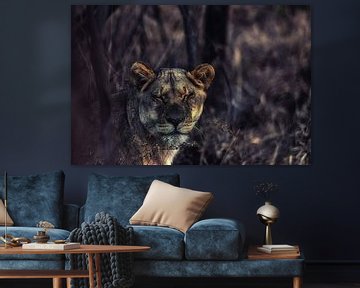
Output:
[254, 181, 279, 201]
[37, 221, 55, 233]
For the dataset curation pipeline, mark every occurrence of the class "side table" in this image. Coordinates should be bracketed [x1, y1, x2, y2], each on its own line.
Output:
[247, 245, 304, 288]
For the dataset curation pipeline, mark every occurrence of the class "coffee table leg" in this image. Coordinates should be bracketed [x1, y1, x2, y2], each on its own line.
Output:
[66, 277, 72, 288]
[95, 253, 102, 288]
[293, 276, 302, 288]
[88, 253, 95, 288]
[52, 278, 62, 288]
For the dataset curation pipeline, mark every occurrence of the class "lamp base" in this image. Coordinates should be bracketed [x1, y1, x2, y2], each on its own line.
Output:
[265, 223, 272, 245]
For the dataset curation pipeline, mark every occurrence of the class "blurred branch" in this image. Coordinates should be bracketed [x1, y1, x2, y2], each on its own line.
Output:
[203, 5, 228, 63]
[179, 5, 198, 68]
[106, 6, 120, 84]
[86, 6, 111, 144]
[117, 6, 147, 66]
[93, 5, 114, 33]
[152, 6, 168, 46]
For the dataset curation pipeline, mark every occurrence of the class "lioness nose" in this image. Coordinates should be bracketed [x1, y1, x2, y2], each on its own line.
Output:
[165, 105, 185, 126]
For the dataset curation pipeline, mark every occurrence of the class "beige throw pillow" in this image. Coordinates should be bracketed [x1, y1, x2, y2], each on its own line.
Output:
[130, 180, 213, 233]
[0, 199, 14, 226]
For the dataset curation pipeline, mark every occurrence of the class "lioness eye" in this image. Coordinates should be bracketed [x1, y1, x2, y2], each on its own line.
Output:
[185, 92, 195, 101]
[151, 92, 165, 103]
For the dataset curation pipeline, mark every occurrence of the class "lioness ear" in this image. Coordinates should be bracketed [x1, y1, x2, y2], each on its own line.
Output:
[189, 64, 215, 90]
[130, 62, 156, 90]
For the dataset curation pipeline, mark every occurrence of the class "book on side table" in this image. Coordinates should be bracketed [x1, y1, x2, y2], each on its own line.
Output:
[257, 244, 299, 254]
[248, 245, 300, 260]
[22, 242, 80, 250]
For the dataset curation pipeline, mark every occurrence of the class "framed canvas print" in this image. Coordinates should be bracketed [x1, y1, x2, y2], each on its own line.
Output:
[71, 5, 311, 165]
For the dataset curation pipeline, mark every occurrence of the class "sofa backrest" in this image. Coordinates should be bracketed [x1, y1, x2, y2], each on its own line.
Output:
[0, 170, 65, 228]
[63, 203, 80, 231]
[82, 173, 180, 226]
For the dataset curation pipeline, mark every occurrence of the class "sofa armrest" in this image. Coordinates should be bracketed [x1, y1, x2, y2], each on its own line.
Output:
[184, 218, 245, 260]
[63, 204, 80, 231]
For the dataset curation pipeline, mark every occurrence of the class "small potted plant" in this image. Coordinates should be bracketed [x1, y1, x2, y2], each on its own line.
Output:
[34, 221, 55, 243]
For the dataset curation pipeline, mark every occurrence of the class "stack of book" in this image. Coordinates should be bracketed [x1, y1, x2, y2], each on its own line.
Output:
[248, 244, 300, 259]
[257, 244, 299, 254]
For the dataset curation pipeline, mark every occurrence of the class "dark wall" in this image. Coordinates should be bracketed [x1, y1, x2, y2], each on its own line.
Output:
[0, 0, 359, 263]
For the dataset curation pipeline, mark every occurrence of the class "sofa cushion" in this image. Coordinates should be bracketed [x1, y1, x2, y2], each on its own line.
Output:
[0, 199, 14, 226]
[130, 180, 213, 233]
[0, 227, 70, 261]
[184, 218, 245, 260]
[0, 260, 65, 270]
[133, 258, 304, 277]
[84, 174, 180, 225]
[0, 171, 64, 227]
[130, 225, 184, 260]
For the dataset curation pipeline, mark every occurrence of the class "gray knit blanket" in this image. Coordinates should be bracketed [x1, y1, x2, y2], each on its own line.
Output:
[68, 212, 134, 288]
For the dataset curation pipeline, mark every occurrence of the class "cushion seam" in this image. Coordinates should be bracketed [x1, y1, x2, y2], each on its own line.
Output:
[130, 219, 185, 233]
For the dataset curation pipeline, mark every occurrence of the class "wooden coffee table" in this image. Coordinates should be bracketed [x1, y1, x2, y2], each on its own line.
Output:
[0, 244, 150, 288]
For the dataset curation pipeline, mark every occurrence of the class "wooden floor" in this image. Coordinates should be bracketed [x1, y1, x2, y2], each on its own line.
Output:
[1, 281, 360, 288]
[0, 280, 360, 288]
[306, 284, 360, 288]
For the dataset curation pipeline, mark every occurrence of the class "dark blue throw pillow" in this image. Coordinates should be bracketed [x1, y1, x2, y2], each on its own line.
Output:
[0, 171, 64, 227]
[84, 174, 180, 225]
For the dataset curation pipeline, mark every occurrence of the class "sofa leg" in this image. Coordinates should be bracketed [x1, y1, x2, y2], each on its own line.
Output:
[53, 278, 62, 288]
[293, 276, 302, 288]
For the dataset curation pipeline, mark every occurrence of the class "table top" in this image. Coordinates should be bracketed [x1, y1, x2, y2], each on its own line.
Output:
[0, 245, 150, 255]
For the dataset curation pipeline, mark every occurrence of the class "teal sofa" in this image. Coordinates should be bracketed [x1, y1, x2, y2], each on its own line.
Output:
[80, 173, 304, 282]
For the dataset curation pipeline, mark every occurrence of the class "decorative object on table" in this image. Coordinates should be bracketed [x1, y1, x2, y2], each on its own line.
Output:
[69, 212, 134, 288]
[248, 245, 300, 260]
[0, 234, 31, 247]
[254, 181, 280, 245]
[257, 202, 280, 245]
[257, 244, 299, 254]
[33, 230, 50, 243]
[54, 239, 67, 244]
[37, 220, 55, 232]
[33, 220, 55, 243]
[22, 242, 80, 250]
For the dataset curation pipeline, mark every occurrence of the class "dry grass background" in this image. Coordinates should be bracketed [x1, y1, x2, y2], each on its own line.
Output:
[71, 5, 311, 165]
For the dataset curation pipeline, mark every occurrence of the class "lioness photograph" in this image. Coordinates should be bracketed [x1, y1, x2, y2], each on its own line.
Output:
[71, 5, 311, 165]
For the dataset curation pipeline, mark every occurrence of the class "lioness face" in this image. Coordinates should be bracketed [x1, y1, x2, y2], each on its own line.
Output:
[131, 62, 215, 148]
